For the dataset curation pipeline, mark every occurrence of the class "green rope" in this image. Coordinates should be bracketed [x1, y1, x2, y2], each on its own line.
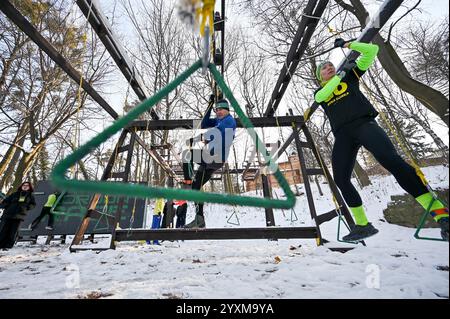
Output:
[50, 60, 296, 210]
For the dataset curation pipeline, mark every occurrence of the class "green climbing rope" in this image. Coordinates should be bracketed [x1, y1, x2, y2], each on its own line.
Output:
[51, 60, 296, 210]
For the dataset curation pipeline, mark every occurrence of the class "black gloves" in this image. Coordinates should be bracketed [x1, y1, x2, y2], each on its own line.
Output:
[209, 94, 215, 103]
[334, 38, 347, 48]
[334, 38, 357, 48]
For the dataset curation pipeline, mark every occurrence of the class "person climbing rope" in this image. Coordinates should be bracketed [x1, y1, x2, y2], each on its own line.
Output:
[310, 38, 448, 242]
[182, 96, 237, 228]
[29, 190, 59, 231]
[0, 182, 36, 249]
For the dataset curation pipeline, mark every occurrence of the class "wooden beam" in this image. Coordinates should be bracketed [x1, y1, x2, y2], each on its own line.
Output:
[264, 0, 329, 117]
[128, 116, 305, 131]
[76, 0, 159, 120]
[115, 227, 318, 241]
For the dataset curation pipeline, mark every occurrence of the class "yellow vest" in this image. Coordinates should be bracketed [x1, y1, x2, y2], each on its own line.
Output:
[153, 198, 164, 215]
[44, 194, 57, 208]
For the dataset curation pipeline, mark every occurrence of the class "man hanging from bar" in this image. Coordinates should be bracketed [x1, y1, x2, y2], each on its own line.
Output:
[308, 38, 448, 242]
[182, 95, 237, 228]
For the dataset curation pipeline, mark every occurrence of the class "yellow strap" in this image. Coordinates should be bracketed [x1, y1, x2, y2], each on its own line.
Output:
[327, 25, 335, 34]
[102, 195, 109, 214]
[303, 107, 312, 121]
[196, 0, 215, 37]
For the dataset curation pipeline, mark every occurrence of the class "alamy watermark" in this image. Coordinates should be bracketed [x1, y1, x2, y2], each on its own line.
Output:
[65, 263, 80, 289]
[365, 264, 380, 289]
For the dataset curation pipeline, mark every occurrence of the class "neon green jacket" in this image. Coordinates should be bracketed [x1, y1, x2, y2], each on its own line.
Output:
[153, 198, 165, 215]
[44, 194, 57, 208]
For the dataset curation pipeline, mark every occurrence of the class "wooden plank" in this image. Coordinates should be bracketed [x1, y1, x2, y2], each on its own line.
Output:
[115, 227, 318, 241]
[128, 116, 305, 131]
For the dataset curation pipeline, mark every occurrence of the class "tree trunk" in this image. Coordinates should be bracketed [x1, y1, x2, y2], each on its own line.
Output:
[0, 121, 28, 177]
[340, 0, 449, 126]
[411, 114, 449, 160]
[0, 145, 25, 190]
[0, 145, 17, 179]
[10, 141, 46, 193]
[77, 160, 90, 180]
[375, 39, 449, 126]
[0, 38, 27, 90]
[0, 125, 29, 191]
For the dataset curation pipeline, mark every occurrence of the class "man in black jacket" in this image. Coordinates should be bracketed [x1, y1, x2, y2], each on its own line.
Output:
[0, 182, 36, 249]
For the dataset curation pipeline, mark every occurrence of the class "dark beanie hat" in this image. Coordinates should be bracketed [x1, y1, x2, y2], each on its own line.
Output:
[215, 99, 230, 110]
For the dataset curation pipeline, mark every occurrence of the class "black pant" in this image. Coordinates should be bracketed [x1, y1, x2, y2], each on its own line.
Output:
[191, 165, 220, 216]
[161, 202, 175, 228]
[182, 149, 223, 216]
[332, 119, 428, 208]
[0, 218, 21, 249]
[30, 206, 54, 230]
[175, 203, 188, 228]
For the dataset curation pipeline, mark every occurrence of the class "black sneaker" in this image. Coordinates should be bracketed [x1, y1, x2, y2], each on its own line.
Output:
[343, 222, 379, 242]
[184, 215, 206, 229]
[438, 217, 449, 241]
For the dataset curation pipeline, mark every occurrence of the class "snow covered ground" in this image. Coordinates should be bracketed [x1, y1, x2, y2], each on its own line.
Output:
[0, 165, 448, 299]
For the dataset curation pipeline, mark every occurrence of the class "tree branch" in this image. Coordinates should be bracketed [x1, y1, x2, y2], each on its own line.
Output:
[387, 0, 422, 43]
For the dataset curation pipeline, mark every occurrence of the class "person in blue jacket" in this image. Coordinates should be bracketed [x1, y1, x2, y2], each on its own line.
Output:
[182, 96, 237, 228]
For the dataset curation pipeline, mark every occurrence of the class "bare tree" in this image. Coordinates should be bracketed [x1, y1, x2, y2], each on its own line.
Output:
[235, 34, 273, 117]
[0, 0, 114, 192]
[120, 0, 192, 185]
[401, 17, 449, 97]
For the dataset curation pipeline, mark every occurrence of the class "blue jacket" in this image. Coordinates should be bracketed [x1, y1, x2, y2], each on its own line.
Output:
[201, 108, 237, 163]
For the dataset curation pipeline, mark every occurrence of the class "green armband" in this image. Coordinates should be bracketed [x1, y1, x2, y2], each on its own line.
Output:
[349, 42, 379, 71]
[315, 75, 341, 103]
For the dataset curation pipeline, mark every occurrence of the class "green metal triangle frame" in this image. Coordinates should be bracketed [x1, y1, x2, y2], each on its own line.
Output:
[50, 60, 296, 210]
[414, 197, 446, 242]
